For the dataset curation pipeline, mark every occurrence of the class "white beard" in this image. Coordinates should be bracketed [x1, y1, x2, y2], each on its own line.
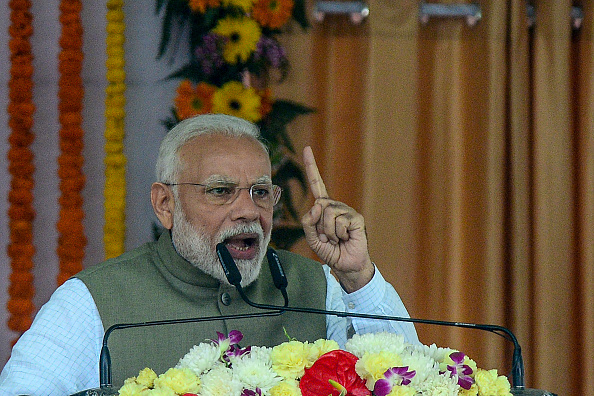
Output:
[170, 205, 270, 287]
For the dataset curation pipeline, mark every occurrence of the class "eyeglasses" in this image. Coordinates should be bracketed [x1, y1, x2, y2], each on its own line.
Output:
[166, 182, 282, 208]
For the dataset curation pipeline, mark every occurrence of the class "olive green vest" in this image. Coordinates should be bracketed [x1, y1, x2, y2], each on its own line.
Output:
[76, 232, 327, 387]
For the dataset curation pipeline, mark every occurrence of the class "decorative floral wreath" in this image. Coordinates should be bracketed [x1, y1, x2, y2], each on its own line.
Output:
[119, 330, 513, 396]
[7, 0, 36, 338]
[56, 0, 86, 285]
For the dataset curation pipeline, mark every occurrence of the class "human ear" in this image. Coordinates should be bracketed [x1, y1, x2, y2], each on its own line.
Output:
[151, 182, 174, 230]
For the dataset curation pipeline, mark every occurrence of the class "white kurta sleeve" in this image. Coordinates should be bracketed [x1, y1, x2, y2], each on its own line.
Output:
[0, 278, 103, 396]
[324, 265, 419, 347]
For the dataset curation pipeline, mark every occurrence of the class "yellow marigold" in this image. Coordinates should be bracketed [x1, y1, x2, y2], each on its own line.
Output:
[271, 340, 310, 380]
[475, 369, 512, 396]
[153, 367, 201, 394]
[212, 81, 262, 122]
[135, 368, 157, 388]
[355, 351, 403, 390]
[270, 379, 302, 396]
[212, 16, 261, 64]
[174, 80, 216, 120]
[223, 0, 255, 12]
[252, 0, 294, 29]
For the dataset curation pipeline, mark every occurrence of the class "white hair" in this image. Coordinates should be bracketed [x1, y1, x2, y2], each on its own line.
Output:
[155, 114, 268, 184]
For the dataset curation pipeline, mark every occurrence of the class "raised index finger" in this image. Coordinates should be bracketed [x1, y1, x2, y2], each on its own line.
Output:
[303, 146, 328, 199]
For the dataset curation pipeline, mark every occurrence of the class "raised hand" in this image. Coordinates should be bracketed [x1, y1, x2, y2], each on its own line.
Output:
[300, 146, 374, 292]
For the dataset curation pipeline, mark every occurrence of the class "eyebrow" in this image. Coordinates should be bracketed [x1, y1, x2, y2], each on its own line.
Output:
[201, 175, 272, 185]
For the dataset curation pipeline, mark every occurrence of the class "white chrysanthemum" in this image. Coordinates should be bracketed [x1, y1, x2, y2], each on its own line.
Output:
[200, 366, 243, 396]
[345, 332, 406, 357]
[244, 346, 274, 364]
[400, 347, 440, 385]
[414, 372, 460, 396]
[232, 352, 282, 393]
[177, 342, 221, 376]
[408, 343, 456, 364]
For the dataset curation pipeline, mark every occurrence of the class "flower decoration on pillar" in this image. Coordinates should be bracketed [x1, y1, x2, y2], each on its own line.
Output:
[103, 0, 127, 259]
[7, 0, 36, 339]
[57, 0, 86, 285]
[156, 0, 313, 249]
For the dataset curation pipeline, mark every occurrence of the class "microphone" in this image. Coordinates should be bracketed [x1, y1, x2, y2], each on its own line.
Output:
[216, 244, 538, 393]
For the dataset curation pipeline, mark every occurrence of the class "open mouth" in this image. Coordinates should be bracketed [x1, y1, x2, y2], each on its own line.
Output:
[223, 233, 259, 260]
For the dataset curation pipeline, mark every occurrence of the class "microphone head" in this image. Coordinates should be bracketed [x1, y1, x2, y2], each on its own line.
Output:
[266, 247, 288, 290]
[216, 243, 242, 286]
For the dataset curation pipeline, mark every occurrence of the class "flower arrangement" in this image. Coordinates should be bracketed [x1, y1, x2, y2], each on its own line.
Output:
[56, 0, 86, 285]
[156, 0, 313, 249]
[103, 0, 128, 259]
[119, 331, 512, 396]
[7, 0, 36, 338]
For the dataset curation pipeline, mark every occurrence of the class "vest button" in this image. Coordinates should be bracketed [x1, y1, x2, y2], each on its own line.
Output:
[221, 292, 232, 306]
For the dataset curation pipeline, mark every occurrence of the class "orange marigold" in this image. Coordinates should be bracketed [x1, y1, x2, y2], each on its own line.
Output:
[252, 0, 294, 29]
[175, 80, 216, 120]
[188, 0, 221, 13]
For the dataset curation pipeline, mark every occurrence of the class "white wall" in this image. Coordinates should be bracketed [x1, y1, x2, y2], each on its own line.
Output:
[0, 2, 185, 365]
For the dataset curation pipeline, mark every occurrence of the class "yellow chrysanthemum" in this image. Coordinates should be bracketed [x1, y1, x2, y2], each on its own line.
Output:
[475, 369, 512, 396]
[174, 80, 216, 120]
[153, 367, 201, 394]
[387, 385, 416, 396]
[223, 0, 255, 12]
[305, 339, 339, 366]
[212, 81, 262, 122]
[270, 340, 310, 380]
[212, 16, 261, 64]
[269, 379, 302, 396]
[253, 0, 294, 29]
[459, 383, 479, 396]
[188, 0, 221, 13]
[355, 351, 403, 390]
[136, 368, 158, 388]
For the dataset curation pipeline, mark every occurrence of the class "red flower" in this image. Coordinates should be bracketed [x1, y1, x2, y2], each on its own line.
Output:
[300, 350, 370, 396]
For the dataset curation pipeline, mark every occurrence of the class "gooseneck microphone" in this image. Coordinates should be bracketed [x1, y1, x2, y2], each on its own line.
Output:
[216, 244, 527, 392]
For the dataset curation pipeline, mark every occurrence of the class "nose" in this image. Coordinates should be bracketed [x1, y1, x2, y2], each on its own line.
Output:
[229, 188, 260, 221]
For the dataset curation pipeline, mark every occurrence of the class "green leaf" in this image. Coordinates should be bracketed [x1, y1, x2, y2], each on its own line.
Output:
[292, 0, 310, 29]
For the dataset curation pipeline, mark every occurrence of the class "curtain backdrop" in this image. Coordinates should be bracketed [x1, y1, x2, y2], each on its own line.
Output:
[0, 2, 592, 394]
[281, 1, 593, 394]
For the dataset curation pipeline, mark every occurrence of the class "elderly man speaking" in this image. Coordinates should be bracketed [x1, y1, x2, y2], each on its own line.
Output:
[0, 114, 418, 395]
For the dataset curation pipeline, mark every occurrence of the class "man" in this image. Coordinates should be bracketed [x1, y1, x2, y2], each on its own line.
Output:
[0, 114, 417, 394]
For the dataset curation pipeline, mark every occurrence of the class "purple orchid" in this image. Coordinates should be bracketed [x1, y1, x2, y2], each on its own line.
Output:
[212, 330, 249, 363]
[444, 351, 474, 390]
[373, 366, 416, 396]
[241, 388, 262, 396]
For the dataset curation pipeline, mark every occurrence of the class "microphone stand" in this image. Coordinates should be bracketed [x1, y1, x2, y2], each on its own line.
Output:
[216, 244, 527, 391]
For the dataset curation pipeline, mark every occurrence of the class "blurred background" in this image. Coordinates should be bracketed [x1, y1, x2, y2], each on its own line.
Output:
[1, 1, 592, 394]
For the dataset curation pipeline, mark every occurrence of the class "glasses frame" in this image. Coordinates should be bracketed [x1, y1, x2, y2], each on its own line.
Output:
[164, 182, 282, 208]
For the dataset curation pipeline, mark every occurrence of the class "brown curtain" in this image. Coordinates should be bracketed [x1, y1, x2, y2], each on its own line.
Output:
[280, 1, 594, 394]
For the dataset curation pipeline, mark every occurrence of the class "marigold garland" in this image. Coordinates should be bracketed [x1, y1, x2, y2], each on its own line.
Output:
[7, 0, 35, 338]
[57, 0, 86, 285]
[103, 0, 127, 259]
